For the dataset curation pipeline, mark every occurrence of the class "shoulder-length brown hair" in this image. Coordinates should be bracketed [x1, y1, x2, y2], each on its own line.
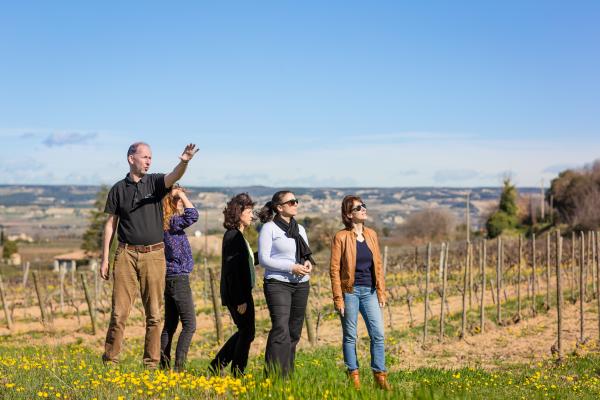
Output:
[223, 193, 256, 230]
[341, 195, 363, 229]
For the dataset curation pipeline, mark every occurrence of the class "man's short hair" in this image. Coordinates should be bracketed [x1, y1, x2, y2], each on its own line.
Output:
[127, 142, 150, 158]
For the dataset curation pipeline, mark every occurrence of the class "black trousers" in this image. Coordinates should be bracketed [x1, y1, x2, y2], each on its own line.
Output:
[211, 296, 255, 376]
[160, 274, 196, 371]
[263, 279, 310, 377]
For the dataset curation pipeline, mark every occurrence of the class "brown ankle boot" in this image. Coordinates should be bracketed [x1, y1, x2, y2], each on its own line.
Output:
[373, 371, 391, 390]
[348, 369, 361, 389]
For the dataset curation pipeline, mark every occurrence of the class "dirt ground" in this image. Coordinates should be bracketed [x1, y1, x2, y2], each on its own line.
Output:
[1, 287, 597, 371]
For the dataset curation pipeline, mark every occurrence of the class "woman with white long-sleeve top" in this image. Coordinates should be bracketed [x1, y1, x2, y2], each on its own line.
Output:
[257, 190, 314, 377]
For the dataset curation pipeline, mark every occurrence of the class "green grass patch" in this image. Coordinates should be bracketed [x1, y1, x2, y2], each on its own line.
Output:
[1, 342, 600, 399]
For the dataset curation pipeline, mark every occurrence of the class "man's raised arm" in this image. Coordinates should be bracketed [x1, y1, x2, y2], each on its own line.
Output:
[164, 143, 199, 188]
[100, 214, 119, 280]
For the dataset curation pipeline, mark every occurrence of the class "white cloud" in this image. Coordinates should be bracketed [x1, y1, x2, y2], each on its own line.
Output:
[43, 132, 97, 147]
[1, 129, 599, 187]
[433, 169, 480, 183]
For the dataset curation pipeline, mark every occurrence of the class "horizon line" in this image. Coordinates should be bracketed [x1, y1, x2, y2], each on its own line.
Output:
[0, 183, 549, 190]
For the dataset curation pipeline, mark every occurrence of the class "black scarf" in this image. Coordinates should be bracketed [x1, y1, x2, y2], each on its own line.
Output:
[273, 215, 316, 265]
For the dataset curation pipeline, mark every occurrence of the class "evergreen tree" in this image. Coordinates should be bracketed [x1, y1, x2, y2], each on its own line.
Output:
[498, 178, 518, 215]
[81, 185, 110, 254]
[486, 178, 519, 238]
[2, 239, 18, 259]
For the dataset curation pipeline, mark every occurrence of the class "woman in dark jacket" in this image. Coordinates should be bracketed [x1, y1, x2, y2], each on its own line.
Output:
[210, 193, 257, 376]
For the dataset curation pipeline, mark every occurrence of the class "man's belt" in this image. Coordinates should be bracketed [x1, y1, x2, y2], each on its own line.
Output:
[118, 242, 164, 253]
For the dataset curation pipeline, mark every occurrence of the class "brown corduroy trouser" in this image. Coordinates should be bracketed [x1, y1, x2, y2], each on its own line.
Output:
[103, 246, 166, 368]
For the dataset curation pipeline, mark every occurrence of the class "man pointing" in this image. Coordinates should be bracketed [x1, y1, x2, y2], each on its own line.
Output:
[100, 142, 198, 368]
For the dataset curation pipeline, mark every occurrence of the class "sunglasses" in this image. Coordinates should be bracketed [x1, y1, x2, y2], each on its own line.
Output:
[351, 203, 367, 213]
[280, 199, 299, 207]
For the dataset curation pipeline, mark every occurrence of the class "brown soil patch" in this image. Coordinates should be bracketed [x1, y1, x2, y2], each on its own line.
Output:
[1, 289, 597, 372]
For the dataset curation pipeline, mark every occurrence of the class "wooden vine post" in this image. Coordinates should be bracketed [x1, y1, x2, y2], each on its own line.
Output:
[496, 237, 502, 324]
[0, 273, 13, 330]
[555, 230, 563, 361]
[579, 231, 585, 343]
[480, 239, 486, 333]
[546, 234, 551, 308]
[517, 235, 523, 319]
[439, 243, 449, 342]
[208, 267, 224, 344]
[596, 231, 600, 343]
[32, 271, 49, 327]
[423, 242, 431, 345]
[460, 242, 470, 339]
[532, 234, 537, 316]
[571, 231, 576, 301]
[80, 272, 97, 335]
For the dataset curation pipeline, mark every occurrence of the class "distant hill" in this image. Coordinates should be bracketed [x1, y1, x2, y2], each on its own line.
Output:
[0, 184, 541, 208]
[0, 185, 545, 240]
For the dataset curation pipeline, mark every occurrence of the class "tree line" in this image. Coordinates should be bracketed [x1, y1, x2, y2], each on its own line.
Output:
[486, 160, 600, 239]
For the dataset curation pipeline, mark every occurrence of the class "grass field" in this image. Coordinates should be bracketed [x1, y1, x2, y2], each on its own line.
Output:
[2, 268, 600, 399]
[1, 339, 600, 400]
[2, 235, 600, 399]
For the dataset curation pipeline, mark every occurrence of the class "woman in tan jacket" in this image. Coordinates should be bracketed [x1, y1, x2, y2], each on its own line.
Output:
[329, 195, 390, 390]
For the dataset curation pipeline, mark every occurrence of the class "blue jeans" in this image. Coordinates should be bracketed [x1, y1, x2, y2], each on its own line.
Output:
[341, 286, 386, 372]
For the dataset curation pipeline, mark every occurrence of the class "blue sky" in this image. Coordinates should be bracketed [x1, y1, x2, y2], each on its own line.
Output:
[1, 1, 598, 187]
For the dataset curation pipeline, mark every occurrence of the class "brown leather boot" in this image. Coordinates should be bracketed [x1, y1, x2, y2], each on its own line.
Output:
[348, 369, 360, 389]
[373, 371, 391, 390]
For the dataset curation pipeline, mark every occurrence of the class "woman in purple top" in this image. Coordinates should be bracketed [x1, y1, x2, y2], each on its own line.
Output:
[159, 184, 199, 371]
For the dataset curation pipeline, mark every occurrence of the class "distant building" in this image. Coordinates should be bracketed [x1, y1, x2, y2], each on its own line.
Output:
[53, 250, 99, 272]
[393, 215, 405, 225]
[7, 233, 34, 243]
[9, 252, 21, 266]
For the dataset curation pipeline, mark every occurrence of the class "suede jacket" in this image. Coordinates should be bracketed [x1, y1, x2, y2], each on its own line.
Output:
[329, 227, 386, 310]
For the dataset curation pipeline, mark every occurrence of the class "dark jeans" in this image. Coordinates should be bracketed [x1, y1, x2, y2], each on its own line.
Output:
[210, 297, 255, 376]
[263, 279, 310, 377]
[160, 274, 196, 371]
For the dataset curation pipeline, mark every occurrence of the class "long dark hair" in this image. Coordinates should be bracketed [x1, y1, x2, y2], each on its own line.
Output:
[258, 190, 293, 223]
[223, 193, 256, 230]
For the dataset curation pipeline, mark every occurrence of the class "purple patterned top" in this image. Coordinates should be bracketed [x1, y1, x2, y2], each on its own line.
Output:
[164, 208, 199, 276]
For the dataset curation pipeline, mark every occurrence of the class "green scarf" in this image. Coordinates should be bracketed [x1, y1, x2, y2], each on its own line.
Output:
[244, 238, 256, 288]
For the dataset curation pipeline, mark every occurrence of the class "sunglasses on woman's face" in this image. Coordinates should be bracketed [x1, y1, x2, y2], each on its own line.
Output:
[280, 199, 299, 207]
[351, 203, 367, 213]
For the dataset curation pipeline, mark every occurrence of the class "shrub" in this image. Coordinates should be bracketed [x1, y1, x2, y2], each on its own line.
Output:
[550, 161, 600, 230]
[2, 239, 18, 259]
[486, 177, 520, 238]
[400, 207, 456, 243]
[486, 210, 518, 239]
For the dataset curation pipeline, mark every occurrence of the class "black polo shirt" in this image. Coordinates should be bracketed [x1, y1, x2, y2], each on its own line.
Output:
[104, 173, 169, 246]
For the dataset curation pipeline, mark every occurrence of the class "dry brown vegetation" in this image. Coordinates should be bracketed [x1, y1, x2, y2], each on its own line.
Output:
[2, 232, 600, 373]
[551, 160, 600, 230]
[398, 208, 457, 245]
